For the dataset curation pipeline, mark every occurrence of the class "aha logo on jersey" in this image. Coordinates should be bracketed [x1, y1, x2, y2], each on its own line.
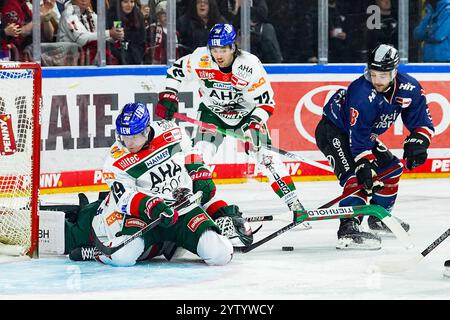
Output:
[349, 107, 359, 126]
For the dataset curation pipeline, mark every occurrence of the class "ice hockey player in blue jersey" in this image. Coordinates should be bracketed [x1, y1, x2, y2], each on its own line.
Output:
[315, 44, 434, 250]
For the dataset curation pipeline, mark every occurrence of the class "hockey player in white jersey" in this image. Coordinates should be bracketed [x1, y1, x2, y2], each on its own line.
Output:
[68, 103, 256, 266]
[155, 23, 308, 224]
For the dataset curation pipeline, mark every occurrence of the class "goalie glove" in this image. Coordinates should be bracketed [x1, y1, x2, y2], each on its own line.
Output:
[242, 115, 266, 154]
[155, 92, 179, 120]
[403, 131, 430, 170]
[355, 158, 384, 196]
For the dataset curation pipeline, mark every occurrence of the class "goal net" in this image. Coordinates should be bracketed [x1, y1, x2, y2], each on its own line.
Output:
[0, 62, 41, 257]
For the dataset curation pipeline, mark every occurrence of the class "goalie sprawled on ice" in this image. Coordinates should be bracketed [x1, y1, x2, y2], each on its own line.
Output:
[48, 103, 255, 266]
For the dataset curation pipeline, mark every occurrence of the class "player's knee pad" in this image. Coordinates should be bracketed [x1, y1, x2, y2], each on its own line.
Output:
[339, 175, 367, 207]
[196, 230, 233, 266]
[97, 236, 145, 267]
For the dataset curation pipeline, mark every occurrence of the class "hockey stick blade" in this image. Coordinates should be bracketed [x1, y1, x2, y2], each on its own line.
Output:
[374, 228, 450, 273]
[234, 220, 302, 253]
[236, 163, 403, 253]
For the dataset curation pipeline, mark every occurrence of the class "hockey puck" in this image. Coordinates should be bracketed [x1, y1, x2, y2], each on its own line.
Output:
[282, 246, 294, 251]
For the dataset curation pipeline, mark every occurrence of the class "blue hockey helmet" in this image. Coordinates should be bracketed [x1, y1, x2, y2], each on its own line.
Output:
[116, 103, 150, 136]
[207, 23, 237, 48]
[368, 44, 399, 72]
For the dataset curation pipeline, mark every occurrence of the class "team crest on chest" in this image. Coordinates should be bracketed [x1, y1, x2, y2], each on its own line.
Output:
[349, 107, 359, 126]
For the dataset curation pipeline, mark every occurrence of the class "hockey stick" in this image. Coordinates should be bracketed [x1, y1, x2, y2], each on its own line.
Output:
[374, 228, 450, 273]
[235, 163, 404, 253]
[173, 112, 334, 173]
[93, 191, 203, 256]
[245, 215, 273, 222]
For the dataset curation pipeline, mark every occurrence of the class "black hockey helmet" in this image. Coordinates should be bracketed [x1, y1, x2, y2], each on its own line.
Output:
[367, 44, 399, 72]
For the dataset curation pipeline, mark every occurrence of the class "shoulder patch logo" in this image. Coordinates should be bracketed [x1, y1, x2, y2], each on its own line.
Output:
[395, 97, 412, 108]
[106, 211, 124, 226]
[198, 55, 211, 68]
[163, 127, 182, 142]
[248, 77, 266, 92]
[111, 145, 126, 159]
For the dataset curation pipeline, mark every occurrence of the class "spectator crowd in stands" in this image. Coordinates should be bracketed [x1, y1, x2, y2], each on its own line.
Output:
[0, 0, 447, 66]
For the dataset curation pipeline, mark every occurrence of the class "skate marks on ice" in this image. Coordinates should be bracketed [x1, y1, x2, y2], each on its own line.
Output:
[0, 255, 226, 295]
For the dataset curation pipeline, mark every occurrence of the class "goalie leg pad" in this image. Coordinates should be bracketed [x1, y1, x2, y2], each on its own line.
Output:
[39, 210, 66, 255]
[196, 230, 233, 266]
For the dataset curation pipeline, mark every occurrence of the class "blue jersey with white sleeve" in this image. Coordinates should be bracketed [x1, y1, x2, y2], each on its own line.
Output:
[323, 72, 434, 161]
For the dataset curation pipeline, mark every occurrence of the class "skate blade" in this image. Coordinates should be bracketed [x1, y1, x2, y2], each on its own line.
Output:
[336, 237, 381, 250]
[369, 229, 395, 238]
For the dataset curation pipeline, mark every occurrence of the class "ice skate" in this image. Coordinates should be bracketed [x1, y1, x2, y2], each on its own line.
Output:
[444, 260, 450, 278]
[336, 218, 381, 250]
[69, 245, 101, 261]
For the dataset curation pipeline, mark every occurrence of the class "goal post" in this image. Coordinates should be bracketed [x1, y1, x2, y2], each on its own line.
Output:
[0, 62, 41, 257]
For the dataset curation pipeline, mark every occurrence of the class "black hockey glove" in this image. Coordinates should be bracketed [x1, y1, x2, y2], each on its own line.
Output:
[403, 132, 430, 170]
[355, 158, 384, 196]
[371, 139, 395, 168]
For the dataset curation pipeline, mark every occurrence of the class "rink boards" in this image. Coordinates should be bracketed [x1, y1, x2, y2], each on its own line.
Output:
[36, 64, 450, 193]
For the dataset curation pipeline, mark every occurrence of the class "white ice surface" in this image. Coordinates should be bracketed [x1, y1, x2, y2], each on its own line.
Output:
[1, 178, 450, 300]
